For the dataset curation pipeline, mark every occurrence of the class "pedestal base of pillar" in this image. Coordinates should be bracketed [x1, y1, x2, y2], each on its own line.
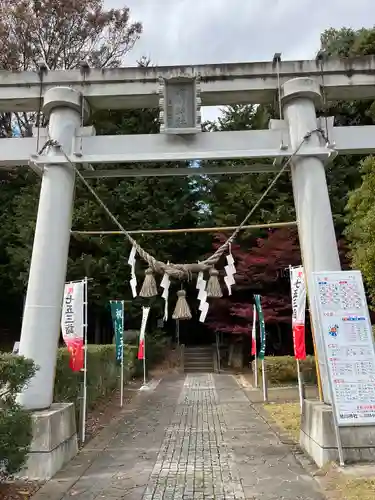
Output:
[19, 403, 78, 480]
[300, 400, 375, 468]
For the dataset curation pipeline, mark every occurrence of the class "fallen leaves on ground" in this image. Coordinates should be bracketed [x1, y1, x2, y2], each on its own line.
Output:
[0, 481, 41, 500]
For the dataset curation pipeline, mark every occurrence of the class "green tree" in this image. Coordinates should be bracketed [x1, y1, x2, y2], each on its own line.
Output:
[5, 104, 211, 336]
[345, 156, 375, 306]
[0, 0, 143, 338]
[0, 2, 210, 339]
[204, 27, 375, 241]
[202, 104, 295, 233]
[319, 27, 375, 307]
[319, 27, 375, 233]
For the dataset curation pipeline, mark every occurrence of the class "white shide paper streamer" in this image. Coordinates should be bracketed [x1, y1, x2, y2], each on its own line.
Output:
[197, 270, 209, 322]
[127, 245, 138, 298]
[160, 272, 170, 321]
[224, 251, 236, 295]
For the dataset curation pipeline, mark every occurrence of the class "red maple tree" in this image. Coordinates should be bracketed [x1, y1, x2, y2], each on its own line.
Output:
[207, 227, 350, 336]
[207, 228, 301, 333]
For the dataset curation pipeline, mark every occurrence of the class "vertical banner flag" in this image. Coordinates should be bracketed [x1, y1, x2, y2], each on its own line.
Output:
[110, 300, 124, 364]
[251, 304, 257, 355]
[138, 307, 150, 360]
[290, 266, 307, 360]
[61, 281, 85, 371]
[254, 295, 266, 360]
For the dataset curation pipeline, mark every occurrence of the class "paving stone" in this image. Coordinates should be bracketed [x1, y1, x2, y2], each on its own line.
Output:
[33, 373, 327, 500]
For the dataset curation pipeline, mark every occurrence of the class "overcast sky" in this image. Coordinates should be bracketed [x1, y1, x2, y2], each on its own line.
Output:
[107, 0, 375, 120]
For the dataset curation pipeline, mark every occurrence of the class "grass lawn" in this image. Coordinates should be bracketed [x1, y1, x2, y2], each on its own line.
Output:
[263, 402, 301, 440]
[325, 476, 375, 500]
[263, 402, 375, 500]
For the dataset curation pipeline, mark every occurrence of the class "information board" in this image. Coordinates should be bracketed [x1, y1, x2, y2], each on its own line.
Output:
[312, 270, 375, 426]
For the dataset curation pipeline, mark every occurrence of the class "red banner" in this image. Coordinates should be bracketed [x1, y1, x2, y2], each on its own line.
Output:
[290, 266, 307, 360]
[61, 281, 85, 371]
[137, 306, 150, 361]
[292, 324, 306, 360]
[65, 338, 84, 372]
[138, 339, 144, 360]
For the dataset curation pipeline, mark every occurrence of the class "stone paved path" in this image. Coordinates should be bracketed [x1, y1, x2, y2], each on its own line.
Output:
[34, 374, 325, 500]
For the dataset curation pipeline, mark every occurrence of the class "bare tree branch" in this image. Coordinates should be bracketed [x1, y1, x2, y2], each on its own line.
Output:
[0, 0, 143, 135]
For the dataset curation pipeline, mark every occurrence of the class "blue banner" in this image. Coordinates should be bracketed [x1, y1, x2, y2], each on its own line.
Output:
[254, 295, 266, 360]
[110, 300, 124, 364]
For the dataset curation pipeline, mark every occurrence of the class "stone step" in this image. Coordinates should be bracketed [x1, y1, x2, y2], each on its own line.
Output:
[184, 346, 214, 373]
[184, 354, 213, 361]
[184, 364, 213, 370]
[184, 352, 212, 356]
[184, 346, 213, 350]
[184, 349, 213, 355]
[185, 359, 213, 366]
[185, 347, 212, 351]
[184, 367, 214, 373]
[184, 358, 213, 364]
[184, 363, 214, 370]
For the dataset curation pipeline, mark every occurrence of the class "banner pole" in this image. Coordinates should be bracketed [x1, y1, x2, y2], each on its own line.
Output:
[82, 277, 88, 443]
[298, 257, 324, 402]
[143, 328, 146, 387]
[254, 295, 266, 397]
[252, 304, 258, 388]
[120, 300, 124, 407]
[296, 359, 304, 411]
[261, 359, 268, 402]
[138, 307, 150, 389]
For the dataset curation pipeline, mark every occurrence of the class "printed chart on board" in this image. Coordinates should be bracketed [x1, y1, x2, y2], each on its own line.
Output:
[312, 271, 375, 426]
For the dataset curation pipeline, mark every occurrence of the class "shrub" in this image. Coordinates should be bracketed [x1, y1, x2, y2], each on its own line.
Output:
[257, 355, 317, 386]
[54, 344, 137, 416]
[0, 354, 37, 477]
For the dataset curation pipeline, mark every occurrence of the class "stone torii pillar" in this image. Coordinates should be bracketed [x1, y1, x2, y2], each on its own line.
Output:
[282, 77, 341, 403]
[18, 87, 89, 410]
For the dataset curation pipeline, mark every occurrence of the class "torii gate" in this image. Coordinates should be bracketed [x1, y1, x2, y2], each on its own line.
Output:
[2, 55, 375, 413]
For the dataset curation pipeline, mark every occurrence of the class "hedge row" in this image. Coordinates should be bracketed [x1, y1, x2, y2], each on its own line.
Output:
[54, 344, 137, 415]
[257, 355, 317, 385]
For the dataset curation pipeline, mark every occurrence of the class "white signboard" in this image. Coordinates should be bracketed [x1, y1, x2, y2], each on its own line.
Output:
[312, 270, 375, 426]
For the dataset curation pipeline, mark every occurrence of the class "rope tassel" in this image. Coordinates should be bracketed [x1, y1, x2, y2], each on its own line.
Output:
[206, 268, 223, 298]
[139, 268, 158, 297]
[172, 290, 192, 320]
